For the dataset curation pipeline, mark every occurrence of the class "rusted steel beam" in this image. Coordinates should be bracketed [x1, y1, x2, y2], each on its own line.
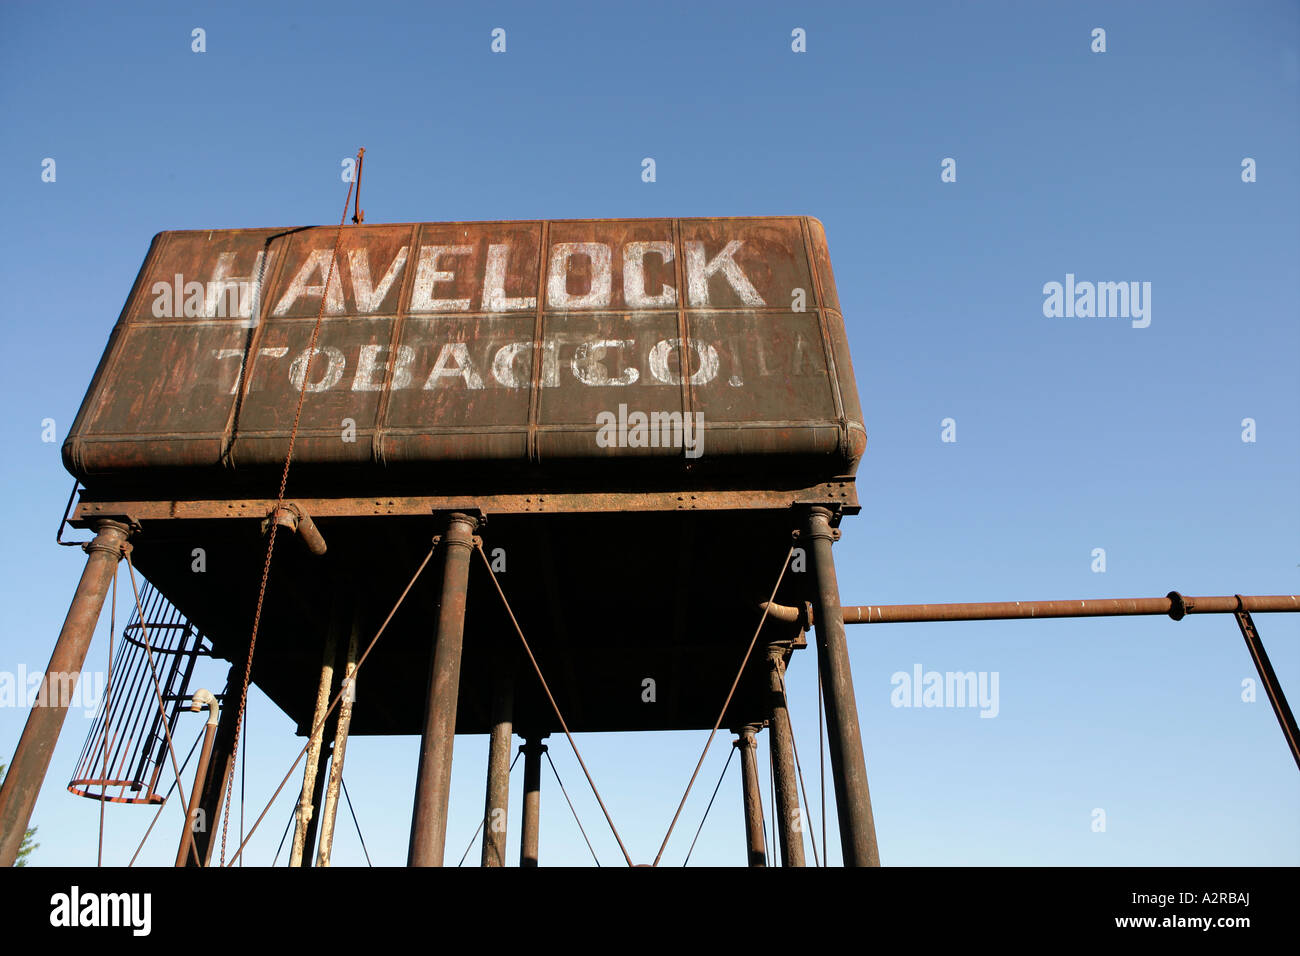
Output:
[175, 690, 219, 866]
[519, 737, 546, 868]
[766, 647, 805, 867]
[71, 481, 859, 524]
[481, 657, 514, 868]
[761, 593, 1300, 626]
[804, 506, 880, 867]
[316, 605, 362, 867]
[734, 726, 766, 867]
[408, 513, 479, 867]
[0, 518, 130, 868]
[1233, 610, 1300, 772]
[837, 593, 1300, 625]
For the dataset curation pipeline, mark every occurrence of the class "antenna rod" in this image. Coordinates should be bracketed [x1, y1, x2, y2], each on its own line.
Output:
[352, 148, 365, 224]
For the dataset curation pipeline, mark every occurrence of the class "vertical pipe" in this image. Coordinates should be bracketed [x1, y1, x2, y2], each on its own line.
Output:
[316, 606, 362, 867]
[190, 664, 240, 866]
[766, 647, 805, 866]
[408, 513, 479, 867]
[290, 623, 339, 867]
[175, 690, 219, 866]
[481, 655, 515, 867]
[0, 519, 130, 868]
[805, 506, 880, 867]
[519, 736, 546, 867]
[734, 726, 766, 867]
[299, 743, 330, 864]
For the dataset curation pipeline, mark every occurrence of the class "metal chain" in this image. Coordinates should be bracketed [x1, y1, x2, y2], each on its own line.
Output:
[219, 156, 360, 866]
[224, 543, 435, 866]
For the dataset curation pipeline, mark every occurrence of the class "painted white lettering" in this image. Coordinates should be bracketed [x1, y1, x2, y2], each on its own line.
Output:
[349, 246, 408, 313]
[482, 244, 538, 311]
[547, 243, 612, 309]
[647, 337, 720, 386]
[623, 241, 676, 308]
[684, 240, 764, 306]
[410, 245, 473, 312]
[273, 250, 344, 315]
[423, 343, 485, 389]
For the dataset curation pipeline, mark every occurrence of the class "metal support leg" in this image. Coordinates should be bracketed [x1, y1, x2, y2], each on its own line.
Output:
[519, 736, 546, 867]
[291, 621, 339, 867]
[316, 605, 362, 867]
[766, 646, 805, 866]
[481, 656, 515, 867]
[0, 519, 130, 867]
[734, 725, 766, 867]
[300, 743, 330, 864]
[805, 506, 880, 867]
[1234, 607, 1300, 771]
[408, 513, 479, 867]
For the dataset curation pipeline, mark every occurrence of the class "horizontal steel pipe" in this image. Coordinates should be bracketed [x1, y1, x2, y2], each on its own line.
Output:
[762, 594, 1299, 627]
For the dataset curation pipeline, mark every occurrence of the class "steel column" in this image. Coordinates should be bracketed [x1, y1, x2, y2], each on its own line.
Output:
[481, 656, 515, 867]
[408, 513, 479, 867]
[804, 506, 879, 867]
[0, 518, 130, 868]
[519, 736, 546, 867]
[734, 726, 766, 866]
[290, 622, 339, 867]
[766, 647, 805, 866]
[175, 690, 219, 866]
[316, 606, 362, 867]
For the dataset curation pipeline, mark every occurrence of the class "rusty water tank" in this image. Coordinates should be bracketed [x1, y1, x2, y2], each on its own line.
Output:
[61, 216, 866, 735]
[63, 217, 864, 495]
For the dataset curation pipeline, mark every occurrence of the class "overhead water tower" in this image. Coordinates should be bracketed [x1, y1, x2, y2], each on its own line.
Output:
[0, 214, 878, 866]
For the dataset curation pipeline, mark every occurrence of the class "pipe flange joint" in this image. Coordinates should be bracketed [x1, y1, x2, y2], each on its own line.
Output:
[1167, 591, 1193, 621]
[84, 539, 125, 558]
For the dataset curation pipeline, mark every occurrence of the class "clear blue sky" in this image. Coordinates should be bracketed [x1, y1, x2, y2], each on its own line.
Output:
[2, 0, 1296, 867]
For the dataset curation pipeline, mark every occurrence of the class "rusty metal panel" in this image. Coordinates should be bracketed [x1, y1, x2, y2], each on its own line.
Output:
[64, 216, 865, 488]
